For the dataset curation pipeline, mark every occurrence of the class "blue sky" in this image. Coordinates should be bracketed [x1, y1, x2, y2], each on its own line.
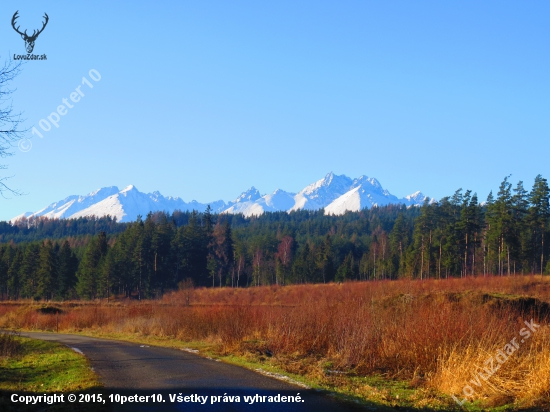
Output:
[1, 1, 549, 220]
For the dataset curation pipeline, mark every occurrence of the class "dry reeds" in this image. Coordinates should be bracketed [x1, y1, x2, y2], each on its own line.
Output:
[1, 275, 549, 406]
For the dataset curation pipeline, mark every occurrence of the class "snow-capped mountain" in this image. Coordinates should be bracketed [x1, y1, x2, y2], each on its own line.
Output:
[232, 173, 431, 217]
[11, 186, 121, 221]
[404, 191, 430, 205]
[14, 185, 227, 223]
[223, 188, 296, 217]
[12, 173, 433, 222]
[232, 187, 262, 203]
[290, 173, 353, 212]
[323, 175, 430, 215]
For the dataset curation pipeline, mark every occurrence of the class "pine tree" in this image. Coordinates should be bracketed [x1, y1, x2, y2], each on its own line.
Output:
[172, 211, 209, 287]
[292, 242, 314, 283]
[358, 252, 370, 280]
[316, 234, 334, 283]
[203, 205, 213, 233]
[276, 235, 294, 285]
[233, 240, 247, 287]
[486, 177, 514, 275]
[456, 191, 481, 276]
[7, 249, 22, 299]
[528, 175, 550, 275]
[412, 200, 435, 279]
[211, 220, 234, 287]
[19, 243, 40, 298]
[511, 181, 529, 273]
[434, 197, 458, 278]
[151, 213, 175, 295]
[389, 214, 408, 277]
[335, 251, 354, 282]
[0, 246, 13, 300]
[36, 240, 58, 300]
[76, 232, 109, 299]
[57, 240, 78, 299]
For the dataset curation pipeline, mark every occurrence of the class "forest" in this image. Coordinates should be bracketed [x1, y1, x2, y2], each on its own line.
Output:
[0, 174, 548, 300]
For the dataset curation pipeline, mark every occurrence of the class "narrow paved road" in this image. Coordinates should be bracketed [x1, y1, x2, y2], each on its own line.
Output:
[21, 332, 377, 412]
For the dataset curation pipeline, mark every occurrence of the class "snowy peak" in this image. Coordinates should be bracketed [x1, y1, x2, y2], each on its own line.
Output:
[233, 187, 261, 203]
[262, 189, 295, 209]
[89, 186, 120, 197]
[21, 186, 121, 220]
[405, 191, 423, 202]
[323, 176, 430, 215]
[120, 184, 138, 193]
[300, 172, 352, 197]
[222, 188, 297, 218]
[351, 175, 383, 191]
[325, 178, 399, 215]
[291, 172, 353, 211]
[403, 191, 436, 206]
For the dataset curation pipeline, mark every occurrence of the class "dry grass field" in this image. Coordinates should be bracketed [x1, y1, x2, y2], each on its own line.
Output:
[1, 276, 549, 410]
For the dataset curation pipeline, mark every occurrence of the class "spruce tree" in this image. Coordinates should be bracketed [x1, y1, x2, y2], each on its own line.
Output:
[19, 243, 40, 298]
[528, 175, 550, 275]
[389, 214, 408, 277]
[7, 249, 22, 299]
[36, 240, 57, 300]
[511, 181, 529, 273]
[76, 232, 109, 299]
[57, 240, 78, 299]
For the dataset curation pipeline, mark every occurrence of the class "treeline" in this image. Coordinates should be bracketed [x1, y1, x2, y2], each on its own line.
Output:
[0, 215, 126, 243]
[0, 175, 549, 300]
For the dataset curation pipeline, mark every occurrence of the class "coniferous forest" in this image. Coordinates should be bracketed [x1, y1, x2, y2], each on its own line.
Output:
[0, 175, 549, 300]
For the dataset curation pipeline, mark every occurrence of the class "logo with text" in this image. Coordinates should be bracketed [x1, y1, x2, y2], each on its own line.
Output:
[11, 11, 48, 61]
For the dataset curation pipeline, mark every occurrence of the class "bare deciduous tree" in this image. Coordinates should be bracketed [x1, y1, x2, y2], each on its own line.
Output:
[0, 59, 24, 197]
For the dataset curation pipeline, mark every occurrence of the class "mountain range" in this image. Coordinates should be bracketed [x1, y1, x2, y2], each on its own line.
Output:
[11, 172, 433, 222]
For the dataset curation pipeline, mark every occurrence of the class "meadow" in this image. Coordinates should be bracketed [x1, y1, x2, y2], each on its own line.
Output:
[1, 276, 549, 410]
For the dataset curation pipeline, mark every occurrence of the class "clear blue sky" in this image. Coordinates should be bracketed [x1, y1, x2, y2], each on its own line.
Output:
[1, 1, 549, 220]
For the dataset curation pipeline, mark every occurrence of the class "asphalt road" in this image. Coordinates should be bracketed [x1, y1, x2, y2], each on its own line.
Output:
[21, 332, 376, 412]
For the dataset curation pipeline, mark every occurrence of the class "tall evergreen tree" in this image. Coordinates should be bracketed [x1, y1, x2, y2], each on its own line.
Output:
[511, 181, 529, 273]
[486, 177, 514, 275]
[389, 214, 408, 277]
[20, 243, 40, 298]
[335, 251, 354, 282]
[456, 191, 481, 276]
[293, 242, 315, 283]
[0, 246, 15, 300]
[275, 235, 294, 285]
[316, 234, 334, 283]
[211, 220, 234, 287]
[76, 232, 108, 299]
[36, 240, 57, 300]
[7, 249, 22, 299]
[57, 240, 78, 299]
[528, 175, 550, 275]
[412, 200, 435, 279]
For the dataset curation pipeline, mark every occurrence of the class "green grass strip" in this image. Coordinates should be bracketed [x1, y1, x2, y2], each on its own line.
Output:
[0, 336, 104, 411]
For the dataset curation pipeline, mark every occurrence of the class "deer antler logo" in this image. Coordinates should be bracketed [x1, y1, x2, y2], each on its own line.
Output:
[11, 11, 49, 54]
